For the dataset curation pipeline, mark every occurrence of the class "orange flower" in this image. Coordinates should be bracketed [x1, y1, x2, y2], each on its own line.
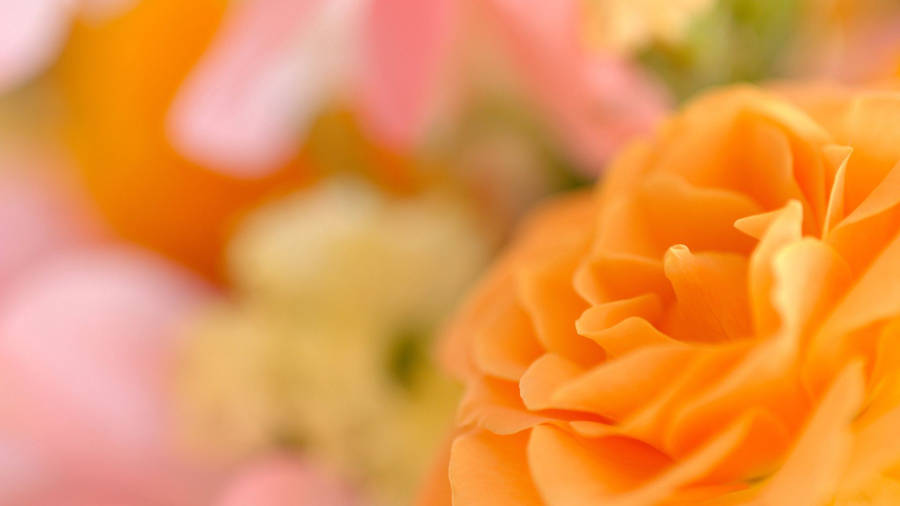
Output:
[54, 0, 311, 281]
[429, 84, 900, 505]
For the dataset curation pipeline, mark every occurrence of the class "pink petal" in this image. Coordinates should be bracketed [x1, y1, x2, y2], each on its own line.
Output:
[355, 0, 455, 148]
[0, 247, 216, 504]
[0, 0, 71, 91]
[0, 439, 44, 504]
[482, 0, 668, 175]
[168, 0, 339, 177]
[562, 55, 669, 174]
[487, 0, 575, 54]
[218, 455, 362, 506]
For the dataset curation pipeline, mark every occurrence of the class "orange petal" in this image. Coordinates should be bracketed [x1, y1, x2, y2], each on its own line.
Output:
[827, 157, 900, 276]
[665, 337, 807, 458]
[578, 316, 680, 359]
[516, 245, 604, 367]
[514, 191, 598, 260]
[576, 293, 662, 336]
[619, 343, 748, 449]
[819, 230, 900, 341]
[838, 158, 900, 230]
[449, 430, 543, 506]
[732, 104, 828, 234]
[772, 238, 851, 338]
[635, 173, 761, 255]
[662, 246, 752, 342]
[519, 353, 584, 410]
[756, 361, 864, 506]
[842, 401, 900, 493]
[658, 88, 820, 215]
[733, 208, 785, 240]
[551, 345, 695, 421]
[591, 195, 660, 260]
[439, 264, 514, 380]
[606, 415, 757, 506]
[574, 252, 669, 306]
[473, 292, 544, 381]
[822, 144, 852, 234]
[842, 93, 900, 211]
[527, 425, 671, 503]
[457, 377, 552, 435]
[747, 200, 803, 336]
[866, 318, 900, 414]
[696, 408, 790, 484]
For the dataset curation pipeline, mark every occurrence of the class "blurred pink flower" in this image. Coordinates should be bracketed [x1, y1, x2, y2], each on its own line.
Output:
[0, 167, 216, 504]
[0, 165, 98, 292]
[170, 0, 666, 178]
[0, 168, 362, 506]
[168, 0, 454, 176]
[0, 0, 136, 92]
[218, 455, 362, 506]
[477, 0, 668, 175]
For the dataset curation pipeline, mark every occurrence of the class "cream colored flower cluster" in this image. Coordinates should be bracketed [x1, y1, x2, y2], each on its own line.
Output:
[178, 179, 491, 505]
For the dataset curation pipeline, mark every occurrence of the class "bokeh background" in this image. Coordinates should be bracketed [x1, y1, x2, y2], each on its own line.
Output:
[2, 0, 900, 504]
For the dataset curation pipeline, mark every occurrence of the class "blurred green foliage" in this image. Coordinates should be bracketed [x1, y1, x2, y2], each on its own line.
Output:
[386, 327, 428, 391]
[640, 0, 801, 101]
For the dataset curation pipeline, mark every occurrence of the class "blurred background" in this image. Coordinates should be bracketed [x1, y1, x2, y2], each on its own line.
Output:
[1, 0, 900, 504]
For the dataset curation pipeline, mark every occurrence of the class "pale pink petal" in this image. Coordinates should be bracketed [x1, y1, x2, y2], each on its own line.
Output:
[483, 0, 668, 175]
[563, 55, 668, 173]
[218, 454, 362, 506]
[0, 247, 217, 505]
[168, 0, 356, 177]
[0, 0, 72, 92]
[488, 0, 575, 53]
[355, 0, 454, 147]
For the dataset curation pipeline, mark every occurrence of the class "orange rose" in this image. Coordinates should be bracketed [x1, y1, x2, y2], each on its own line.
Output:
[429, 84, 900, 505]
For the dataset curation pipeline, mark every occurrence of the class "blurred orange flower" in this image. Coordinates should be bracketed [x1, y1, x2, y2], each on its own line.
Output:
[429, 84, 900, 505]
[54, 0, 312, 281]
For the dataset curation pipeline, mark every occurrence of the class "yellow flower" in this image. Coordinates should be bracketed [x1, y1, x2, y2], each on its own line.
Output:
[582, 0, 716, 53]
[178, 178, 490, 505]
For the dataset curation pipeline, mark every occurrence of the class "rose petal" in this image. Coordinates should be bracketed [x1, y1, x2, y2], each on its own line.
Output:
[449, 430, 543, 506]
